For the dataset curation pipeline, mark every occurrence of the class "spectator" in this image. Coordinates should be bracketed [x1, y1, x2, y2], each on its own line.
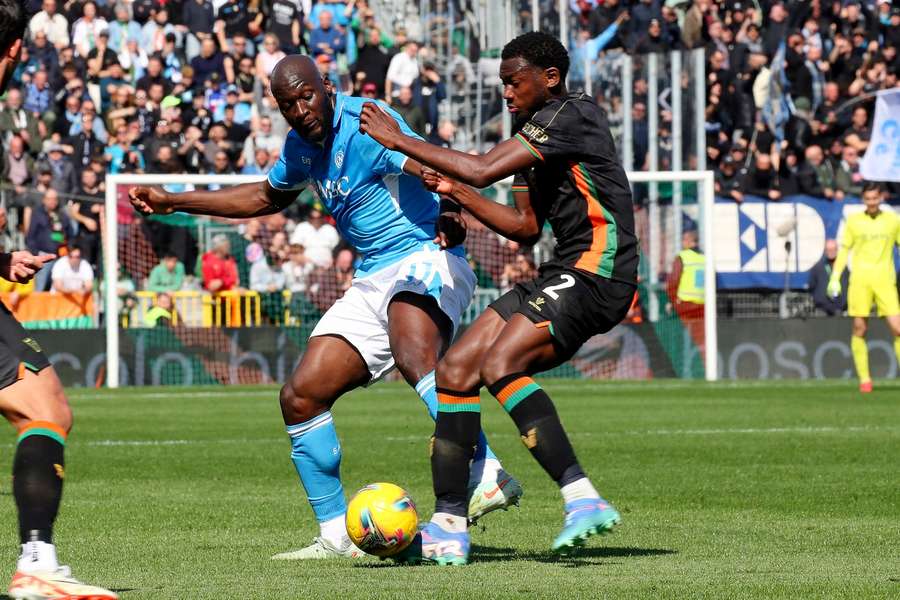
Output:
[289, 208, 339, 268]
[24, 69, 53, 118]
[104, 123, 145, 174]
[797, 145, 835, 199]
[256, 33, 287, 91]
[26, 189, 72, 263]
[141, 7, 175, 56]
[71, 1, 109, 58]
[0, 89, 43, 154]
[242, 147, 272, 175]
[352, 27, 390, 97]
[715, 155, 743, 203]
[412, 61, 446, 134]
[45, 142, 79, 195]
[2, 134, 34, 201]
[248, 242, 286, 293]
[807, 239, 848, 316]
[309, 8, 346, 59]
[742, 152, 781, 201]
[147, 253, 186, 292]
[201, 234, 239, 292]
[392, 86, 426, 137]
[283, 243, 314, 293]
[385, 40, 418, 100]
[143, 292, 178, 327]
[181, 0, 216, 61]
[51, 243, 94, 293]
[68, 169, 102, 265]
[360, 81, 378, 99]
[63, 111, 103, 171]
[107, 3, 141, 53]
[191, 38, 233, 86]
[265, 0, 304, 53]
[29, 0, 70, 49]
[834, 145, 864, 199]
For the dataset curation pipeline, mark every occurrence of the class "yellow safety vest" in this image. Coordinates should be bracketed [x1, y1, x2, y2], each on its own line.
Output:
[676, 248, 705, 304]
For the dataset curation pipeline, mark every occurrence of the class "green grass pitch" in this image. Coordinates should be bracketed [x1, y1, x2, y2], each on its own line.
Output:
[1, 380, 898, 599]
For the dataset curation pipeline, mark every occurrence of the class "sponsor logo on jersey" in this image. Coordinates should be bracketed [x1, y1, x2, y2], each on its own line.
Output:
[521, 122, 549, 144]
[527, 296, 545, 312]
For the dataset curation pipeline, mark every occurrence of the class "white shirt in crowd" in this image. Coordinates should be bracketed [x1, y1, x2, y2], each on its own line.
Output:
[51, 257, 94, 293]
[29, 11, 70, 47]
[289, 221, 340, 268]
[386, 52, 419, 93]
[249, 260, 286, 292]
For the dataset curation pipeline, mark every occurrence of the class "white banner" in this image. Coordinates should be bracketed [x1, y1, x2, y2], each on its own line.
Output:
[860, 89, 900, 182]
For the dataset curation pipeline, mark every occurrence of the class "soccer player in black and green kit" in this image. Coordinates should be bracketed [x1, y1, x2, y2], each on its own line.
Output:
[359, 31, 638, 564]
[0, 1, 116, 596]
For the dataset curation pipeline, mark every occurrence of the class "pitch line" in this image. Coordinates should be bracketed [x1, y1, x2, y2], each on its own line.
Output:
[1, 424, 889, 449]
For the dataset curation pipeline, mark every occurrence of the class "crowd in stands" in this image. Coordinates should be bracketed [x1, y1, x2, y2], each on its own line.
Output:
[563, 0, 900, 201]
[1, 0, 898, 326]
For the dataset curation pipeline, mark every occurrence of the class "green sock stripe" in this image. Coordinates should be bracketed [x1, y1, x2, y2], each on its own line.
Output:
[502, 382, 541, 413]
[437, 402, 481, 413]
[17, 428, 66, 446]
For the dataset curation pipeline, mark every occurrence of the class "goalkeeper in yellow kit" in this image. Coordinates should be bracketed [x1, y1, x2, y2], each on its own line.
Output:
[828, 182, 900, 393]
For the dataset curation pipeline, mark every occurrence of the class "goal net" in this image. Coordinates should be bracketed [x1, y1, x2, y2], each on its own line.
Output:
[102, 171, 716, 387]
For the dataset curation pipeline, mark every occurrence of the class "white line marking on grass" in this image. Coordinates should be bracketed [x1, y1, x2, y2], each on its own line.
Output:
[384, 425, 896, 441]
[3, 426, 891, 450]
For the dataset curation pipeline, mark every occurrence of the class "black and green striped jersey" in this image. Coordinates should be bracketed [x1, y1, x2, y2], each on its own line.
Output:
[513, 92, 638, 284]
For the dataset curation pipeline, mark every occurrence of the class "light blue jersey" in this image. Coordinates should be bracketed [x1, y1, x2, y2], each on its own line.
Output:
[268, 93, 463, 277]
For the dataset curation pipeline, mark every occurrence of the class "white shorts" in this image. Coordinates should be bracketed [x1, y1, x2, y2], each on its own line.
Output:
[310, 247, 476, 382]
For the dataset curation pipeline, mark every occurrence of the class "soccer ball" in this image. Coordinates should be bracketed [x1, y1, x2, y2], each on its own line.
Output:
[345, 482, 419, 557]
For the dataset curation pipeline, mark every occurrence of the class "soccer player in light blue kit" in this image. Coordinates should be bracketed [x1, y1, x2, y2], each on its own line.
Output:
[129, 56, 522, 559]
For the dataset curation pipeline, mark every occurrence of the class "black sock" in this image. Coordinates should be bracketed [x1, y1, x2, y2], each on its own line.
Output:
[488, 373, 585, 487]
[14, 426, 66, 544]
[431, 388, 481, 518]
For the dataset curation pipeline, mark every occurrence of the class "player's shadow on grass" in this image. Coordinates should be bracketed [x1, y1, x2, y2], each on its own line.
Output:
[472, 544, 676, 567]
[354, 546, 675, 569]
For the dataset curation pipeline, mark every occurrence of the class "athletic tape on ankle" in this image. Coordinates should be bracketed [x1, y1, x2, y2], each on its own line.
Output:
[17, 421, 67, 446]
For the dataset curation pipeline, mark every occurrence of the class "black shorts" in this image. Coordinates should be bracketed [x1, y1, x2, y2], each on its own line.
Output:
[489, 265, 636, 360]
[0, 303, 51, 390]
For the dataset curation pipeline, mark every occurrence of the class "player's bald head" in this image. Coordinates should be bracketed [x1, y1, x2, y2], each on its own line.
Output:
[271, 55, 321, 96]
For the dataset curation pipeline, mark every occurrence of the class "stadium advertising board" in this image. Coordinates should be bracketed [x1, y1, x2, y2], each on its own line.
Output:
[713, 196, 898, 290]
[31, 321, 897, 386]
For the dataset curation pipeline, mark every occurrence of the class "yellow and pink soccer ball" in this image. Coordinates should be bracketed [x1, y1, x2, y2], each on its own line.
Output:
[345, 482, 418, 557]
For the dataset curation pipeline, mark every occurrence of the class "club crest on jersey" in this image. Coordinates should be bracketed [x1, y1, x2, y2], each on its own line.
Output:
[335, 150, 344, 168]
[521, 122, 549, 144]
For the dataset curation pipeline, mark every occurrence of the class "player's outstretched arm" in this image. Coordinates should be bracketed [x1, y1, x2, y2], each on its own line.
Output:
[360, 103, 537, 188]
[422, 168, 542, 245]
[129, 181, 298, 219]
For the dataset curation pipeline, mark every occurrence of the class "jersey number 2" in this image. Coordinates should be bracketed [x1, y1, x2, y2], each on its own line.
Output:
[542, 274, 576, 300]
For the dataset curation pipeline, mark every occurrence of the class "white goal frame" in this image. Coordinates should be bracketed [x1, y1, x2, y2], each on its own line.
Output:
[103, 170, 717, 387]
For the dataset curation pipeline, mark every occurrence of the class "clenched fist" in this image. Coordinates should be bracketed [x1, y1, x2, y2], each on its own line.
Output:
[129, 186, 174, 215]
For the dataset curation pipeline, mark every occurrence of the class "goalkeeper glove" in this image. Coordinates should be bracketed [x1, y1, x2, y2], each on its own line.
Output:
[827, 278, 842, 298]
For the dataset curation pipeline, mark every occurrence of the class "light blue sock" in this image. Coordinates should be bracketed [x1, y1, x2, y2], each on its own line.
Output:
[416, 371, 497, 463]
[286, 411, 346, 523]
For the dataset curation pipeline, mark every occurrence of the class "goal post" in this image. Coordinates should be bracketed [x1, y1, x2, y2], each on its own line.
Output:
[103, 169, 717, 388]
[626, 170, 717, 382]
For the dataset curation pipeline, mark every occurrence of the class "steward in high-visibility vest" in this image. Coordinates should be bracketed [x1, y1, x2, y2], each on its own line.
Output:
[676, 248, 705, 305]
